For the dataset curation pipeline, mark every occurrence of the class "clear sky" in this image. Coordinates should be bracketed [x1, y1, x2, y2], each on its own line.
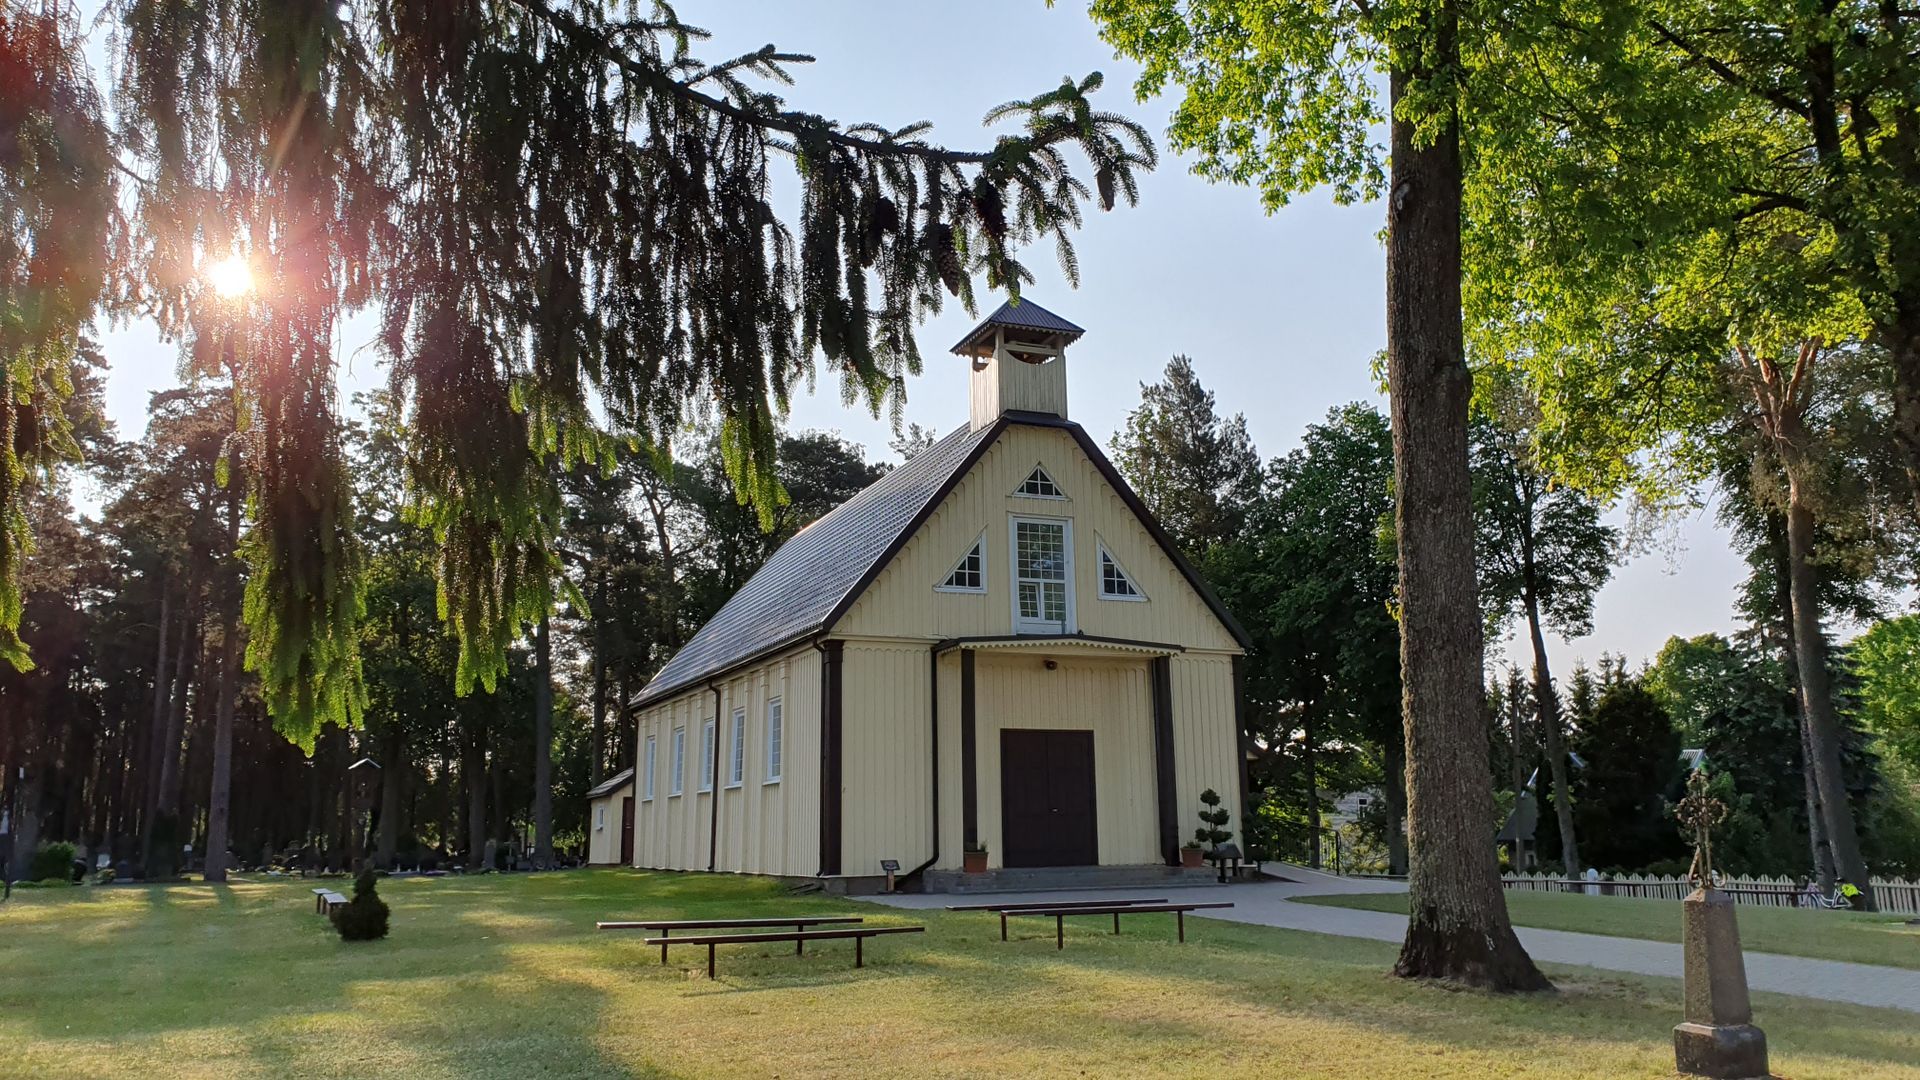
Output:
[84, 0, 1749, 671]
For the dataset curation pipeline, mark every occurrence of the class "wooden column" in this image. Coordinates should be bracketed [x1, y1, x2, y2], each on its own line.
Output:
[819, 641, 844, 876]
[960, 649, 978, 852]
[1232, 654, 1251, 850]
[1151, 656, 1178, 866]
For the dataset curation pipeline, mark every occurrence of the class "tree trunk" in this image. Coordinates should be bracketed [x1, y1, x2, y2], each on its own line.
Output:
[533, 613, 555, 868]
[138, 588, 173, 871]
[591, 564, 608, 787]
[1782, 483, 1875, 908]
[1885, 300, 1920, 527]
[1524, 597, 1580, 876]
[1384, 734, 1409, 877]
[465, 727, 487, 870]
[1507, 685, 1528, 866]
[10, 768, 43, 882]
[157, 619, 195, 822]
[1385, 27, 1550, 990]
[1773, 540, 1835, 892]
[204, 496, 242, 884]
[375, 727, 404, 869]
[1303, 709, 1321, 869]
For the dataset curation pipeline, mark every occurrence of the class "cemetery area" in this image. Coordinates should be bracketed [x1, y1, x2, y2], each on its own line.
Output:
[3, 869, 1919, 1080]
[1297, 889, 1920, 972]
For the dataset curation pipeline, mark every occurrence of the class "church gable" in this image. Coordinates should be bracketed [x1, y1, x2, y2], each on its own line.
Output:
[836, 421, 1243, 651]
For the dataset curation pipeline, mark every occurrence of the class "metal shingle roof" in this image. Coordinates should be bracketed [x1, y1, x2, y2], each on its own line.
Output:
[585, 766, 635, 800]
[950, 298, 1086, 355]
[634, 422, 999, 707]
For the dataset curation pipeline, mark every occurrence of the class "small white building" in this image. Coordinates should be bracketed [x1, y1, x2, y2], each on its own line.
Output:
[619, 301, 1251, 889]
[585, 768, 635, 866]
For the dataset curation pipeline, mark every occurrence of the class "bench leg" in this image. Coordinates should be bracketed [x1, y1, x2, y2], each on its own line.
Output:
[1177, 910, 1185, 943]
[1057, 914, 1064, 951]
[856, 936, 864, 969]
[707, 943, 715, 979]
[1000, 912, 1007, 941]
[1112, 912, 1120, 935]
[661, 927, 670, 965]
[796, 925, 804, 956]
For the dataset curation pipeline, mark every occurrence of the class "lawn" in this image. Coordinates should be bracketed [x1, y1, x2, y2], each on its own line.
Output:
[1296, 889, 1920, 971]
[2, 871, 1916, 1079]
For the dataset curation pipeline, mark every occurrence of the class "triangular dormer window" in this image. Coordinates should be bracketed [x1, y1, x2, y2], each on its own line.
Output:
[1098, 543, 1145, 601]
[1015, 465, 1064, 499]
[936, 534, 986, 593]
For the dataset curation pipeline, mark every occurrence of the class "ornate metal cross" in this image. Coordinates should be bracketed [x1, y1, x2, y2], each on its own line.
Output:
[1676, 770, 1728, 888]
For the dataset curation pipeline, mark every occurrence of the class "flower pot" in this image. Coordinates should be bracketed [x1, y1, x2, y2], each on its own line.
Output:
[963, 850, 989, 874]
[1180, 847, 1204, 869]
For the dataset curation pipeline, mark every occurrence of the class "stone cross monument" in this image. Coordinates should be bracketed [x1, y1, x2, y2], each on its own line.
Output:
[1672, 771, 1769, 1079]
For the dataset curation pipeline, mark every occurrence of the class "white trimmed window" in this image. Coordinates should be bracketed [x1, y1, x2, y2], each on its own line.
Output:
[699, 719, 717, 792]
[1098, 542, 1146, 601]
[669, 728, 685, 796]
[936, 534, 986, 593]
[1011, 516, 1072, 633]
[728, 707, 746, 787]
[765, 697, 784, 783]
[1015, 465, 1064, 498]
[644, 735, 657, 801]
[596, 805, 606, 830]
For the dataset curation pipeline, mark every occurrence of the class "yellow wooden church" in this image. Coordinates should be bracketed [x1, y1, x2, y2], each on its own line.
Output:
[592, 301, 1249, 891]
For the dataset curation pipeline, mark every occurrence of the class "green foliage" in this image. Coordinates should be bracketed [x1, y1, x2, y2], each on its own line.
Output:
[1111, 356, 1262, 561]
[1193, 787, 1233, 850]
[1469, 403, 1616, 642]
[1565, 681, 1688, 872]
[1647, 635, 1750, 745]
[0, 9, 115, 671]
[27, 842, 77, 883]
[1088, 0, 1388, 211]
[334, 870, 391, 941]
[1853, 615, 1920, 771]
[89, 0, 1155, 746]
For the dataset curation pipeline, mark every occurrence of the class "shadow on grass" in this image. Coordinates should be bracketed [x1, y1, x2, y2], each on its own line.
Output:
[8, 870, 1916, 1078]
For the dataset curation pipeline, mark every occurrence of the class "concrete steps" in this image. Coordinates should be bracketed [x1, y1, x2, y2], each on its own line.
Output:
[922, 863, 1222, 894]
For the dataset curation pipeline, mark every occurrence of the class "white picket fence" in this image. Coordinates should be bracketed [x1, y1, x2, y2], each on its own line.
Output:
[1500, 871, 1920, 914]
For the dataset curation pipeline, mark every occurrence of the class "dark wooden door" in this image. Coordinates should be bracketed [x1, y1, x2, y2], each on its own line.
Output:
[619, 797, 635, 865]
[1000, 730, 1098, 867]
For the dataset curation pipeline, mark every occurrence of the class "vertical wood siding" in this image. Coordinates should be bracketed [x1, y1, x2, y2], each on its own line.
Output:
[585, 792, 624, 865]
[627, 647, 820, 875]
[837, 424, 1240, 651]
[839, 642, 937, 874]
[962, 652, 1159, 869]
[1170, 654, 1245, 846]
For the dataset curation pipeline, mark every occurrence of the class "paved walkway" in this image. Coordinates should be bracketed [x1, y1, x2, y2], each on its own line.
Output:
[868, 864, 1920, 1013]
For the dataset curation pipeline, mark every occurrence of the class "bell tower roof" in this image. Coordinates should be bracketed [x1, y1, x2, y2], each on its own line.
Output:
[950, 297, 1085, 358]
[953, 297, 1082, 429]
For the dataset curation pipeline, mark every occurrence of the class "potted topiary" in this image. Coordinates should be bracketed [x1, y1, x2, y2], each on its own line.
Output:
[1188, 788, 1232, 868]
[963, 844, 989, 874]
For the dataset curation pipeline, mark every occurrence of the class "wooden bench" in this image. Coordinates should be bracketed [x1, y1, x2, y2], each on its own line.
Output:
[1003, 901, 1236, 949]
[946, 898, 1173, 941]
[311, 888, 348, 916]
[598, 916, 867, 963]
[640, 925, 926, 978]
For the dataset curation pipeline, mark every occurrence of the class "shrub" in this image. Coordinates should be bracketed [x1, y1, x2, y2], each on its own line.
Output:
[1193, 788, 1233, 851]
[28, 842, 78, 883]
[334, 870, 391, 941]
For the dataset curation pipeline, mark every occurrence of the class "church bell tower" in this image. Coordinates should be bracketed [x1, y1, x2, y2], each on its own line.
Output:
[950, 298, 1086, 432]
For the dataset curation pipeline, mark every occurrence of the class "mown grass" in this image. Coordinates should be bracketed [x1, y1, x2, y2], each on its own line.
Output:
[1296, 888, 1920, 971]
[2, 870, 1917, 1078]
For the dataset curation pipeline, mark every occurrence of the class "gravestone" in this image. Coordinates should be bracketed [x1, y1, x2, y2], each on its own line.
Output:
[1672, 772, 1768, 1080]
[482, 838, 497, 874]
